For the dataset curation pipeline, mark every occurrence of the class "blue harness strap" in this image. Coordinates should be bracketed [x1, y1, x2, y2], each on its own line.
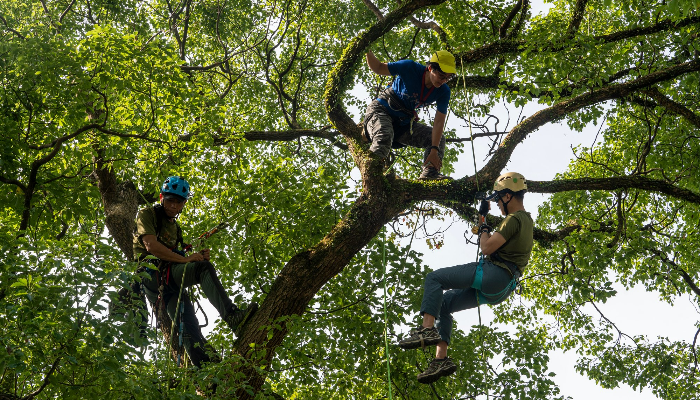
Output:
[471, 256, 518, 305]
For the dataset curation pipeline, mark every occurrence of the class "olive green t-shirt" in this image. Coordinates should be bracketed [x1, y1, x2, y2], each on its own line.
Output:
[487, 210, 534, 272]
[132, 206, 181, 261]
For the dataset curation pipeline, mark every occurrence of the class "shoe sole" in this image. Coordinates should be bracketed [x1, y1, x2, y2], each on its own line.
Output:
[417, 364, 457, 384]
[398, 336, 442, 350]
[233, 303, 258, 336]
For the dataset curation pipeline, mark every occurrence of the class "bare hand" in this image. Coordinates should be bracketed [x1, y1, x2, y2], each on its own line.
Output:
[424, 150, 442, 171]
[186, 253, 204, 262]
[200, 248, 210, 261]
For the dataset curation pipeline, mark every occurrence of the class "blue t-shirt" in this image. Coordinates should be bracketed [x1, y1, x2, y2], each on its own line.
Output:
[376, 60, 451, 125]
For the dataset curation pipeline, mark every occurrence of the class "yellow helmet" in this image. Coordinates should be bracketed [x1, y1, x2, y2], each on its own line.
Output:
[486, 172, 527, 201]
[429, 50, 456, 74]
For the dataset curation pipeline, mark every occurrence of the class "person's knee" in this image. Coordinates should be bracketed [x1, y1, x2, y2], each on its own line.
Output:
[425, 270, 442, 286]
[366, 115, 393, 158]
[193, 260, 215, 282]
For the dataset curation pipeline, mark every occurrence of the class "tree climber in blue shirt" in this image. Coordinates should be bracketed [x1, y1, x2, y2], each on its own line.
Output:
[364, 50, 456, 180]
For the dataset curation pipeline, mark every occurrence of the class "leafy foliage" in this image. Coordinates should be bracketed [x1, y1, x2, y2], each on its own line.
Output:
[1, 0, 699, 399]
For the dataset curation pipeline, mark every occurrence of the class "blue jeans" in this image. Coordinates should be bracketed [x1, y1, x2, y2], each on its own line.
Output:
[420, 259, 516, 345]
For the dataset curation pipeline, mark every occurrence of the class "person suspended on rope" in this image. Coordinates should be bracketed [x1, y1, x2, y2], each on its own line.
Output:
[132, 176, 258, 367]
[363, 49, 456, 180]
[397, 172, 533, 384]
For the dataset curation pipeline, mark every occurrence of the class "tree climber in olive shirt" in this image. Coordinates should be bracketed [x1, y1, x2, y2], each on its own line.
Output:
[398, 172, 534, 383]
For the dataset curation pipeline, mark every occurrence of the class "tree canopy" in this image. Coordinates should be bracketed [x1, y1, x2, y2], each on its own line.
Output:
[1, 0, 699, 398]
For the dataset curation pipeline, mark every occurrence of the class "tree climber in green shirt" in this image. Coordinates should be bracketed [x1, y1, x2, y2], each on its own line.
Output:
[398, 172, 534, 383]
[133, 176, 258, 367]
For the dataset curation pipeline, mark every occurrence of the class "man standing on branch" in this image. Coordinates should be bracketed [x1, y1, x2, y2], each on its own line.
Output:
[364, 50, 456, 180]
[398, 172, 533, 383]
[133, 176, 258, 367]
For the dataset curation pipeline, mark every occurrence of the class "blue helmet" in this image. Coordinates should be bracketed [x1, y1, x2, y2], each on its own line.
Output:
[161, 176, 190, 200]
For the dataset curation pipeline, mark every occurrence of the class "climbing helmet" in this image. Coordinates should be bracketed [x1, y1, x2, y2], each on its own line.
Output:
[429, 50, 456, 74]
[485, 172, 527, 201]
[161, 176, 190, 201]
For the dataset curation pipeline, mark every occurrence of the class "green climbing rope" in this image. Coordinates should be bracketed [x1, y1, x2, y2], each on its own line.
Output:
[382, 227, 394, 400]
[462, 56, 489, 399]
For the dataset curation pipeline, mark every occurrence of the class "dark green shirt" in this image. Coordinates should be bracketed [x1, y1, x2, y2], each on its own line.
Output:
[487, 210, 534, 272]
[132, 206, 181, 261]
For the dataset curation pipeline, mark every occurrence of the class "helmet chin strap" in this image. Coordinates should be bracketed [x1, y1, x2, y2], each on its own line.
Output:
[497, 192, 512, 215]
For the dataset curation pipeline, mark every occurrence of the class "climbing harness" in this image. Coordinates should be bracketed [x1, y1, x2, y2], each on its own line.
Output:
[471, 256, 519, 305]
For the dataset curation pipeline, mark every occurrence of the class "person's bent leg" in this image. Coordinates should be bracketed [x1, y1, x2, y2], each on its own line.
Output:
[171, 261, 256, 335]
[171, 261, 233, 318]
[419, 262, 479, 321]
[394, 122, 450, 180]
[365, 101, 395, 159]
[435, 288, 479, 347]
[399, 262, 479, 350]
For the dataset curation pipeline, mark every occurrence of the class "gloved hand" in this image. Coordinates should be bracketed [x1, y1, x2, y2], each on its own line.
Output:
[478, 199, 490, 216]
[479, 224, 493, 235]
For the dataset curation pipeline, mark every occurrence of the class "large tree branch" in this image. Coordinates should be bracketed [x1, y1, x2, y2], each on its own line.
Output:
[399, 0, 446, 40]
[212, 128, 349, 150]
[566, 0, 589, 38]
[242, 128, 339, 142]
[19, 123, 104, 232]
[642, 87, 700, 129]
[362, 0, 385, 21]
[252, 130, 348, 150]
[528, 176, 700, 205]
[0, 176, 27, 192]
[0, 13, 25, 40]
[598, 15, 700, 44]
[233, 181, 413, 398]
[22, 352, 63, 400]
[648, 249, 700, 298]
[499, 0, 524, 39]
[456, 15, 700, 66]
[58, 0, 77, 24]
[483, 58, 700, 177]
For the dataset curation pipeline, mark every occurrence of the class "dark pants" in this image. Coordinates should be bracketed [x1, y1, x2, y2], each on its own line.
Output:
[142, 260, 232, 367]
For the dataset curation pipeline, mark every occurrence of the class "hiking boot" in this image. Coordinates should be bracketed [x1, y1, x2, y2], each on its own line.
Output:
[224, 302, 258, 336]
[398, 325, 442, 350]
[417, 357, 457, 384]
[419, 166, 453, 181]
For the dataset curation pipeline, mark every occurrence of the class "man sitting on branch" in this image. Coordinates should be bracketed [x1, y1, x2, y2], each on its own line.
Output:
[133, 176, 258, 367]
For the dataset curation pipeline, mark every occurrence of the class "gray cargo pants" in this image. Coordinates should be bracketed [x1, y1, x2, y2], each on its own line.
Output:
[364, 100, 445, 162]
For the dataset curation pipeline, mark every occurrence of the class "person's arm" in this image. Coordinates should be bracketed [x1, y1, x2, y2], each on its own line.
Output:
[366, 50, 391, 76]
[479, 231, 506, 255]
[142, 234, 204, 263]
[424, 111, 447, 171]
